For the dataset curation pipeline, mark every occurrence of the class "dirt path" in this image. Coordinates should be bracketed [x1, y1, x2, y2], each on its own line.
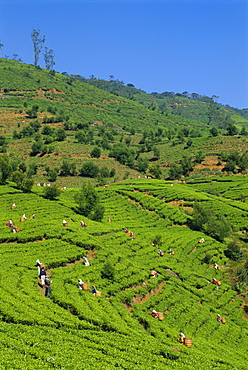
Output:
[123, 281, 167, 312]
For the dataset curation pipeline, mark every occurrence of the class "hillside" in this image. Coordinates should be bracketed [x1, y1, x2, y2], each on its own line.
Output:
[0, 178, 247, 369]
[83, 77, 248, 127]
[0, 59, 248, 369]
[0, 59, 248, 188]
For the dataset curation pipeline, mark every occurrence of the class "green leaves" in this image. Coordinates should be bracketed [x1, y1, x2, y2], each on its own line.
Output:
[74, 182, 104, 221]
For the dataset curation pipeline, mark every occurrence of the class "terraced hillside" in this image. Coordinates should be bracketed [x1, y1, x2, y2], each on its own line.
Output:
[0, 178, 247, 369]
[1, 59, 248, 187]
[84, 78, 248, 127]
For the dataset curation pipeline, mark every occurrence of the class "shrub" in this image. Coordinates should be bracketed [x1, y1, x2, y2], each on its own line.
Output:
[91, 146, 101, 158]
[56, 128, 66, 141]
[43, 186, 61, 200]
[74, 182, 104, 221]
[224, 242, 242, 261]
[79, 162, 99, 178]
[101, 262, 115, 281]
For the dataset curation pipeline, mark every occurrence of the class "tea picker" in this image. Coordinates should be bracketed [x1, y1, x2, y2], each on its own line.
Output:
[178, 332, 186, 343]
[152, 310, 158, 318]
[78, 279, 84, 289]
[45, 277, 52, 298]
[83, 256, 90, 266]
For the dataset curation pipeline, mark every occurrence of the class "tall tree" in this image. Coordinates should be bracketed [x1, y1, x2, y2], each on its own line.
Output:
[31, 29, 45, 67]
[207, 98, 216, 125]
[0, 155, 12, 184]
[0, 42, 4, 58]
[43, 47, 55, 70]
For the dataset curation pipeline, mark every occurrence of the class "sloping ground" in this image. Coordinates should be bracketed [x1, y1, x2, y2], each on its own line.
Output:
[0, 180, 247, 369]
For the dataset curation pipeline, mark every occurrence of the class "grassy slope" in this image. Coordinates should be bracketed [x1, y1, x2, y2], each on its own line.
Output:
[84, 78, 248, 127]
[0, 59, 248, 187]
[0, 60, 247, 368]
[0, 179, 247, 369]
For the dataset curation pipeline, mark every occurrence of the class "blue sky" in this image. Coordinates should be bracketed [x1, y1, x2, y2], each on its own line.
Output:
[1, 0, 247, 109]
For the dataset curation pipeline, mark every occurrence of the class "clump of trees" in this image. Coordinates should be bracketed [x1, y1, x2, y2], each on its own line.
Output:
[168, 156, 195, 180]
[31, 29, 55, 70]
[220, 150, 248, 174]
[78, 161, 115, 182]
[60, 160, 77, 177]
[0, 135, 8, 153]
[101, 262, 115, 281]
[74, 183, 104, 221]
[189, 202, 231, 242]
[224, 241, 242, 261]
[43, 185, 61, 200]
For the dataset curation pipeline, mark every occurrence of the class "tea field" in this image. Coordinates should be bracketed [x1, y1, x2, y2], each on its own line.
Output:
[0, 178, 247, 369]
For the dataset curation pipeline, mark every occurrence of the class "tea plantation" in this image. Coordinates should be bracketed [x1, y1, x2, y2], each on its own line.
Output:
[0, 178, 247, 369]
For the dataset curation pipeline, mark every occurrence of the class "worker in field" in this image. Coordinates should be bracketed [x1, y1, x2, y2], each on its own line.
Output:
[80, 221, 86, 227]
[150, 270, 158, 277]
[39, 265, 47, 286]
[216, 314, 226, 323]
[35, 260, 43, 276]
[6, 220, 13, 228]
[214, 263, 219, 270]
[216, 314, 222, 322]
[83, 256, 90, 266]
[11, 224, 16, 233]
[78, 279, 84, 290]
[62, 219, 68, 227]
[45, 277, 52, 298]
[30, 214, 36, 219]
[91, 286, 97, 294]
[152, 310, 158, 318]
[158, 250, 164, 256]
[178, 332, 186, 343]
[129, 231, 136, 240]
[211, 278, 221, 289]
[124, 228, 129, 233]
[22, 214, 27, 220]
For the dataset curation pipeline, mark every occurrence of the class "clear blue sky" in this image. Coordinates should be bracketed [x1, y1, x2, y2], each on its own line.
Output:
[1, 0, 248, 109]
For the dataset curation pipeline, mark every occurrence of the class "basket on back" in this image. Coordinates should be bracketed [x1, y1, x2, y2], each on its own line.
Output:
[158, 312, 164, 320]
[82, 283, 89, 291]
[184, 338, 192, 347]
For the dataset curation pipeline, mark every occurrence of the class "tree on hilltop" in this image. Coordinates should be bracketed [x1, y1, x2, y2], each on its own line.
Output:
[44, 47, 55, 71]
[31, 29, 45, 67]
[0, 42, 4, 58]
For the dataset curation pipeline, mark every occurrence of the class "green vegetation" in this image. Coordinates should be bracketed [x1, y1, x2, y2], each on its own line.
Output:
[0, 179, 247, 369]
[0, 59, 247, 368]
[1, 59, 247, 188]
